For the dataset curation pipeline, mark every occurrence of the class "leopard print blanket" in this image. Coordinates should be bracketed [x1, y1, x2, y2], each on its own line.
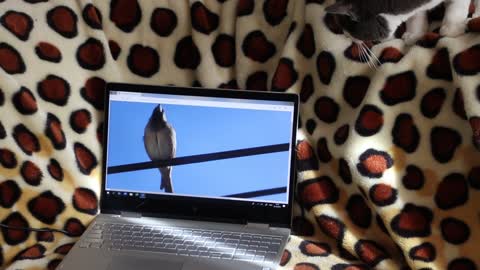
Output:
[1, 0, 480, 269]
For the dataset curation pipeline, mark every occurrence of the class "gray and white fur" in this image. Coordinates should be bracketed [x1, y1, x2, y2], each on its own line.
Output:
[325, 0, 480, 44]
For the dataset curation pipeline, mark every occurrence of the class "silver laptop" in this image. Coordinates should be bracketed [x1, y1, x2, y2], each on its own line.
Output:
[59, 83, 299, 270]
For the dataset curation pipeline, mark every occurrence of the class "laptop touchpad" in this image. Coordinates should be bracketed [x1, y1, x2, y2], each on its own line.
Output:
[108, 256, 183, 270]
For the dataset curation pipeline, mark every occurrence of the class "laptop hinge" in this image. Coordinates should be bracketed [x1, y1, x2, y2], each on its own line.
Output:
[120, 211, 142, 218]
[246, 222, 270, 229]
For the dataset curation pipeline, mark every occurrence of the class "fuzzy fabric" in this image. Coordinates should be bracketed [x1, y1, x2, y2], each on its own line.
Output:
[1, 0, 480, 269]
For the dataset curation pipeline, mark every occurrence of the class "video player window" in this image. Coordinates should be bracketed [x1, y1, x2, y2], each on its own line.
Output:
[105, 92, 294, 204]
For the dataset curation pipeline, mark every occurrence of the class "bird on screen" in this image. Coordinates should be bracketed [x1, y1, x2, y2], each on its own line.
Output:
[143, 105, 176, 193]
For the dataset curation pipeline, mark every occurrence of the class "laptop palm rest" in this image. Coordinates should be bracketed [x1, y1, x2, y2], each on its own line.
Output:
[108, 256, 183, 270]
[182, 260, 262, 270]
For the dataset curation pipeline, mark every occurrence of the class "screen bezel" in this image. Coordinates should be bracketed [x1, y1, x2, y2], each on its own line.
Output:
[101, 83, 299, 228]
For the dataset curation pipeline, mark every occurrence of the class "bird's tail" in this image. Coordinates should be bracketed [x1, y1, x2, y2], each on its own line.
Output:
[160, 167, 173, 193]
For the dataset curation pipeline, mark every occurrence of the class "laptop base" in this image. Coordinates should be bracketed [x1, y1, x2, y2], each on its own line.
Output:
[59, 214, 288, 270]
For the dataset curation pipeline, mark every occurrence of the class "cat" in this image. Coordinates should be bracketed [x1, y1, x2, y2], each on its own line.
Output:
[325, 0, 480, 45]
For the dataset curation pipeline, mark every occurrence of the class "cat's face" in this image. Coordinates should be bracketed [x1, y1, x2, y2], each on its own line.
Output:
[325, 0, 392, 42]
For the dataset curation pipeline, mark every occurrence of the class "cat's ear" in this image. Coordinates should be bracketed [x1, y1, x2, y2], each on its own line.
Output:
[325, 1, 353, 16]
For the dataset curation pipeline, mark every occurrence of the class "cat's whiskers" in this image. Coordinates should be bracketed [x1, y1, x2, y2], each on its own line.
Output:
[363, 43, 382, 68]
[356, 43, 366, 65]
[357, 43, 366, 65]
[359, 43, 373, 69]
[361, 43, 379, 70]
[362, 43, 377, 70]
[359, 45, 367, 67]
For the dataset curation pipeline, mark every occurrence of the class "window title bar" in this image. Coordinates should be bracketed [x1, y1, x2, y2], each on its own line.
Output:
[110, 91, 294, 112]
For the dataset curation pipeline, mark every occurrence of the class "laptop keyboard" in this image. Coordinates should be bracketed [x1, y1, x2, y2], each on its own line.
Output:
[78, 222, 283, 263]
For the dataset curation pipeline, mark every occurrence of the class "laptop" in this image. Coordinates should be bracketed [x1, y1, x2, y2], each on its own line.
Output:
[59, 83, 299, 270]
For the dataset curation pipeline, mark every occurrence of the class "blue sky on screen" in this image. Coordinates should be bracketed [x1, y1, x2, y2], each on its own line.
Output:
[106, 100, 293, 203]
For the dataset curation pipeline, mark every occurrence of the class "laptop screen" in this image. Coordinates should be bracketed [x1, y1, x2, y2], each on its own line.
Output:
[104, 88, 296, 211]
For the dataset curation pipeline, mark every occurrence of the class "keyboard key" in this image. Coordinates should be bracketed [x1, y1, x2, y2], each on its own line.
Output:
[101, 243, 113, 249]
[144, 242, 155, 248]
[226, 240, 239, 244]
[143, 247, 177, 254]
[214, 243, 230, 249]
[79, 242, 90, 248]
[255, 250, 267, 255]
[221, 254, 233, 259]
[265, 252, 276, 262]
[91, 243, 102, 248]
[187, 246, 198, 251]
[216, 248, 235, 254]
[268, 243, 280, 251]
[205, 240, 215, 247]
[87, 233, 102, 239]
[235, 249, 246, 255]
[86, 239, 102, 244]
[153, 237, 163, 242]
[254, 255, 265, 262]
[188, 250, 199, 257]
[178, 250, 189, 256]
[102, 240, 113, 245]
[257, 246, 269, 252]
